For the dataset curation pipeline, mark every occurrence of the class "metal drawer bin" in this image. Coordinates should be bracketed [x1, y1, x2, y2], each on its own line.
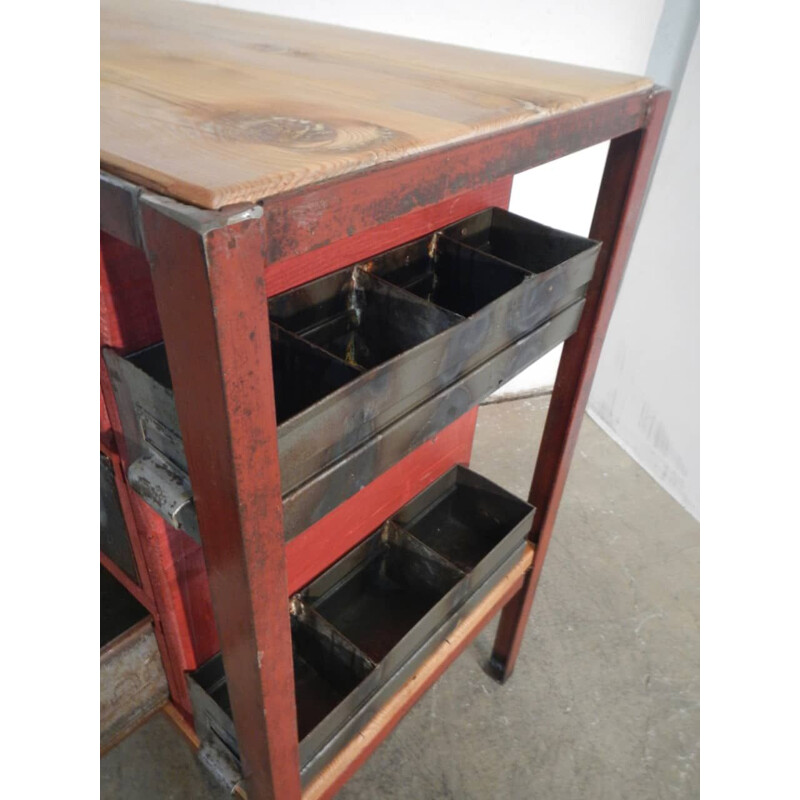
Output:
[392, 465, 532, 593]
[268, 266, 461, 370]
[104, 208, 597, 541]
[188, 466, 534, 785]
[443, 206, 599, 316]
[104, 320, 362, 495]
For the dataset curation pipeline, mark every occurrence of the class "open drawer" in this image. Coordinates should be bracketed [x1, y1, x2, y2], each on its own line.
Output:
[188, 466, 534, 784]
[104, 208, 596, 540]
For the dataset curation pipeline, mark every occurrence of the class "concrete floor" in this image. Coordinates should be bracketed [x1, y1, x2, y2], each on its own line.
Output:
[101, 397, 699, 799]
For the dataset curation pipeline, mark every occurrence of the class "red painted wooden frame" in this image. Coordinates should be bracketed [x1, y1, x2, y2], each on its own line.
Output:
[99, 181, 511, 709]
[99, 85, 669, 800]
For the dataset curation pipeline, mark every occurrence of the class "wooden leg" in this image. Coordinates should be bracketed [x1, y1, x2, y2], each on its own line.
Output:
[489, 88, 671, 682]
[140, 200, 301, 800]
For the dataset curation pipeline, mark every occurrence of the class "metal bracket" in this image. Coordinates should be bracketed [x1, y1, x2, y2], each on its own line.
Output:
[127, 454, 200, 544]
[197, 737, 243, 795]
[100, 170, 263, 250]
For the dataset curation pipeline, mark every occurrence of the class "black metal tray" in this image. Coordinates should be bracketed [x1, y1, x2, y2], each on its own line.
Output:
[269, 266, 461, 370]
[104, 208, 597, 541]
[188, 465, 534, 784]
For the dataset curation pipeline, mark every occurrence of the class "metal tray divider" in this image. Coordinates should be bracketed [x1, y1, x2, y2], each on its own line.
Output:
[270, 321, 368, 375]
[291, 602, 381, 766]
[289, 602, 380, 766]
[291, 523, 467, 766]
[291, 601, 377, 674]
[441, 232, 599, 280]
[381, 519, 471, 582]
[300, 539, 528, 784]
[442, 207, 601, 268]
[269, 265, 464, 368]
[363, 235, 531, 323]
[451, 235, 597, 321]
[307, 531, 470, 667]
[391, 464, 536, 590]
[281, 300, 582, 537]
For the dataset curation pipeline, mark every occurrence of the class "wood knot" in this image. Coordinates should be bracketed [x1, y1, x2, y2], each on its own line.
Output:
[208, 112, 402, 153]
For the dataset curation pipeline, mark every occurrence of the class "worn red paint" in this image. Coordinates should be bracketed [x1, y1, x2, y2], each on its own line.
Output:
[99, 87, 667, 797]
[100, 386, 115, 456]
[141, 208, 302, 800]
[100, 232, 162, 352]
[490, 88, 671, 680]
[286, 408, 478, 593]
[264, 179, 513, 296]
[260, 93, 649, 265]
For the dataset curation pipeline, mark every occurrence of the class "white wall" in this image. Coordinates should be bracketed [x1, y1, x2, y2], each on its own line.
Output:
[589, 31, 699, 518]
[204, 0, 663, 69]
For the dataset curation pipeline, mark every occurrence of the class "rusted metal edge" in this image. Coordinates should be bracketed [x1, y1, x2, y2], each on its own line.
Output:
[263, 88, 656, 209]
[259, 89, 655, 264]
[162, 703, 248, 799]
[100, 171, 263, 246]
[100, 171, 143, 248]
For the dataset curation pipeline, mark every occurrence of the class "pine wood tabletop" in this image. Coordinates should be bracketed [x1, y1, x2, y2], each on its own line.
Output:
[101, 0, 653, 209]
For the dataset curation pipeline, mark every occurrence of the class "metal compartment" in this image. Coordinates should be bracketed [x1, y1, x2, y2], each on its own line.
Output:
[280, 298, 582, 538]
[301, 523, 465, 666]
[392, 464, 533, 591]
[440, 207, 600, 330]
[367, 236, 529, 318]
[105, 208, 597, 541]
[443, 206, 598, 276]
[105, 322, 360, 476]
[189, 613, 373, 757]
[188, 466, 534, 784]
[269, 266, 461, 370]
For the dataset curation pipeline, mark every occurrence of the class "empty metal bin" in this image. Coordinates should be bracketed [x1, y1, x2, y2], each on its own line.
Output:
[188, 465, 534, 784]
[105, 208, 597, 542]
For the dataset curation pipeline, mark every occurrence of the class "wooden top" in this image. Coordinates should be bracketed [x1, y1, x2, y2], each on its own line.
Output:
[101, 0, 653, 209]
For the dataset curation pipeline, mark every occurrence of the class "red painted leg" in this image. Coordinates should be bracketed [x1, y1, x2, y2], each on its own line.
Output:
[140, 200, 301, 800]
[489, 88, 671, 682]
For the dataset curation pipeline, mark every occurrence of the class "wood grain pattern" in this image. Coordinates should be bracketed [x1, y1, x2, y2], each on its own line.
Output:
[101, 0, 652, 208]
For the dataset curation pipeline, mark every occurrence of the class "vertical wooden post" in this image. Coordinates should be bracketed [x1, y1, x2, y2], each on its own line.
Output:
[140, 199, 301, 800]
[490, 88, 671, 681]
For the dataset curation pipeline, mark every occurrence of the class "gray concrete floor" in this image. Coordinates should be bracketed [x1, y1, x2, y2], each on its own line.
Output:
[101, 397, 699, 799]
